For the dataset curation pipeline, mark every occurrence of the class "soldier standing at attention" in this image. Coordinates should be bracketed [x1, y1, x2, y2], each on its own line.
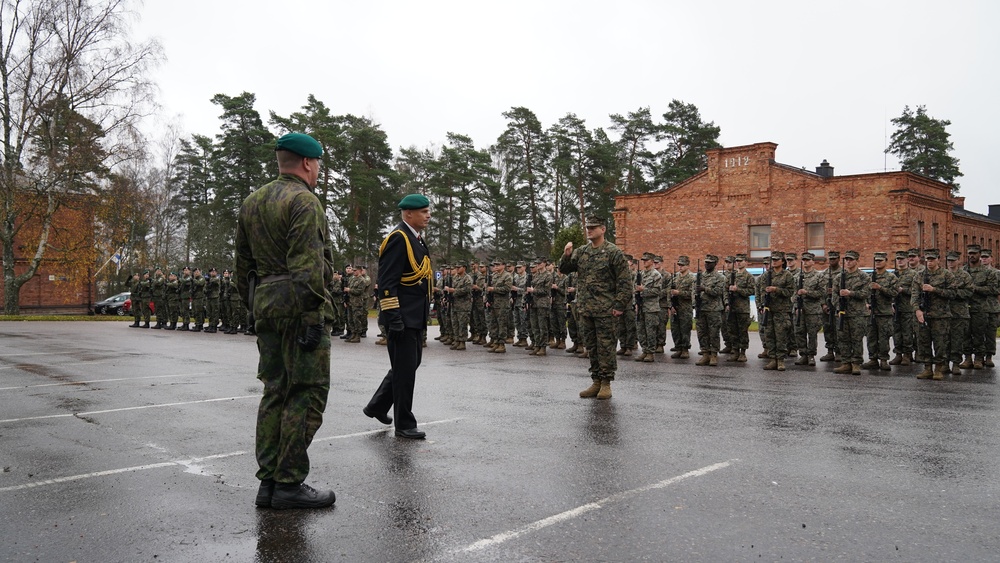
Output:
[365, 193, 433, 440]
[832, 250, 872, 376]
[755, 257, 770, 358]
[695, 254, 726, 367]
[761, 251, 796, 371]
[512, 262, 528, 346]
[819, 251, 842, 362]
[720, 256, 736, 355]
[965, 244, 1000, 369]
[980, 248, 999, 367]
[654, 256, 671, 354]
[486, 259, 513, 353]
[550, 263, 568, 349]
[726, 253, 755, 363]
[526, 259, 553, 356]
[912, 249, 955, 380]
[862, 253, 898, 371]
[890, 251, 917, 366]
[565, 272, 582, 354]
[151, 267, 166, 329]
[793, 252, 825, 366]
[178, 266, 193, 331]
[138, 270, 153, 328]
[128, 273, 141, 328]
[191, 267, 206, 332]
[205, 267, 221, 333]
[617, 255, 639, 357]
[560, 216, 632, 399]
[670, 256, 695, 360]
[945, 250, 973, 374]
[235, 131, 336, 509]
[345, 265, 368, 343]
[448, 261, 473, 351]
[470, 260, 486, 345]
[784, 252, 800, 358]
[634, 252, 663, 363]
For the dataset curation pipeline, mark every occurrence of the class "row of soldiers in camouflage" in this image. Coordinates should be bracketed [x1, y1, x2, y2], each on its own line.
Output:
[422, 245, 1000, 381]
[329, 264, 375, 343]
[127, 267, 251, 334]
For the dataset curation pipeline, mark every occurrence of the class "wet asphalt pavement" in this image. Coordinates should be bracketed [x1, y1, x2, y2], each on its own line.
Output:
[1, 320, 998, 562]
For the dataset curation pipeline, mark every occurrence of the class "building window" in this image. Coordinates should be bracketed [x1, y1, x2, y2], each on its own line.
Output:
[806, 223, 825, 256]
[954, 233, 959, 250]
[932, 223, 939, 249]
[749, 225, 771, 259]
[917, 221, 925, 250]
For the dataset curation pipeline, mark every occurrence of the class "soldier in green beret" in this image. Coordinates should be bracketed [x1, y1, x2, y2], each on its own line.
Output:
[235, 131, 336, 509]
[151, 267, 166, 329]
[128, 272, 142, 328]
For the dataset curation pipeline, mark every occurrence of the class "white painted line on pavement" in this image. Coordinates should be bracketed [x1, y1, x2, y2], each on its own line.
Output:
[0, 359, 119, 371]
[457, 459, 738, 553]
[0, 395, 260, 424]
[0, 371, 216, 391]
[0, 418, 462, 493]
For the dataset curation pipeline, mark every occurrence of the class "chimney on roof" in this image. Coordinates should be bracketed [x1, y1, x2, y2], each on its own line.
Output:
[816, 159, 834, 178]
[990, 204, 1000, 221]
[953, 196, 965, 209]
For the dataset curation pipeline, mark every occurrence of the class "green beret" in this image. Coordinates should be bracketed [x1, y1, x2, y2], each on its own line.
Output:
[275, 132, 323, 158]
[398, 193, 430, 210]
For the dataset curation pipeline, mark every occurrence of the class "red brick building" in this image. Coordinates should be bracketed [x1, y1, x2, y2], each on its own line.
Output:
[613, 142, 1000, 264]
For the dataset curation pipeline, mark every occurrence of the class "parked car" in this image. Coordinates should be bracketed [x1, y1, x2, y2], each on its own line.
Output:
[123, 298, 155, 315]
[94, 292, 131, 316]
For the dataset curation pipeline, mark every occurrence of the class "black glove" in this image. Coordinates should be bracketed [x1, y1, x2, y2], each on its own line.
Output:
[297, 322, 325, 352]
[383, 309, 405, 342]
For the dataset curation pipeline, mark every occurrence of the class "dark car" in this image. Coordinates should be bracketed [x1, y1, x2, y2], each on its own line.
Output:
[94, 292, 131, 315]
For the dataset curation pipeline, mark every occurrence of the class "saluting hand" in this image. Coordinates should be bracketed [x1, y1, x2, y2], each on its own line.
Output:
[564, 242, 573, 257]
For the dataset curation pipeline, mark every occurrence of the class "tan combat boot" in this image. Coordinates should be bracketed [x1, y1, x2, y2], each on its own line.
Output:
[580, 380, 602, 398]
[695, 353, 711, 366]
[951, 362, 961, 375]
[453, 341, 466, 351]
[679, 350, 690, 359]
[556, 340, 566, 349]
[916, 364, 934, 379]
[973, 355, 985, 370]
[888, 353, 903, 365]
[986, 355, 995, 368]
[634, 352, 647, 362]
[534, 346, 547, 357]
[565, 343, 579, 353]
[879, 359, 891, 371]
[375, 337, 387, 345]
[776, 358, 786, 371]
[932, 363, 947, 380]
[492, 342, 506, 354]
[794, 355, 809, 365]
[513, 338, 527, 347]
[959, 355, 974, 369]
[763, 359, 778, 370]
[708, 353, 718, 367]
[576, 348, 589, 358]
[642, 352, 654, 363]
[851, 363, 862, 375]
[860, 359, 879, 369]
[900, 354, 911, 366]
[505, 337, 514, 344]
[737, 350, 748, 362]
[833, 362, 852, 374]
[819, 351, 836, 362]
[758, 349, 770, 359]
[654, 346, 664, 354]
[597, 380, 612, 400]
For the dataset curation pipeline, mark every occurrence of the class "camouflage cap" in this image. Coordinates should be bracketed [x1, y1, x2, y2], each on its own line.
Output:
[585, 215, 606, 228]
[676, 255, 690, 266]
[924, 248, 940, 259]
[967, 244, 982, 254]
[641, 252, 656, 261]
[704, 254, 718, 263]
[735, 253, 748, 261]
[895, 251, 908, 260]
[828, 251, 840, 259]
[441, 264, 451, 270]
[785, 252, 798, 260]
[981, 248, 993, 257]
[623, 254, 634, 261]
[874, 252, 887, 261]
[275, 132, 323, 158]
[770, 250, 785, 261]
[724, 255, 735, 263]
[844, 250, 860, 260]
[801, 251, 815, 260]
[762, 257, 772, 265]
[454, 261, 468, 269]
[515, 261, 525, 267]
[356, 264, 367, 270]
[907, 248, 921, 257]
[946, 250, 961, 261]
[653, 255, 663, 263]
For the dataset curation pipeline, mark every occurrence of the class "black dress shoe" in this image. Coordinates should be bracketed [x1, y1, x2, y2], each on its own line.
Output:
[255, 479, 274, 508]
[363, 406, 392, 425]
[271, 482, 336, 510]
[395, 428, 426, 440]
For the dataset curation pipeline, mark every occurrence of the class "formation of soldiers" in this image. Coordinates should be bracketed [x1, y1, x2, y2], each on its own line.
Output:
[127, 267, 250, 334]
[330, 264, 376, 343]
[423, 246, 1000, 381]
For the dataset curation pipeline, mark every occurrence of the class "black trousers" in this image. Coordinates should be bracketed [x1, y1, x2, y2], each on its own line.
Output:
[367, 327, 422, 430]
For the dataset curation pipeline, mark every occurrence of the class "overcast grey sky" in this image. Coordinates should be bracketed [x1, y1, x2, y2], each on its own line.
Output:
[134, 0, 999, 213]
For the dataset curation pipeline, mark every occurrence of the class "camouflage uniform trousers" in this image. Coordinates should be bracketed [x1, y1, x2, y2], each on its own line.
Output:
[453, 309, 470, 342]
[255, 317, 331, 484]
[966, 312, 991, 356]
[794, 313, 823, 357]
[822, 310, 838, 353]
[763, 311, 791, 359]
[892, 309, 916, 356]
[696, 311, 723, 354]
[207, 298, 220, 328]
[178, 299, 191, 325]
[949, 317, 970, 363]
[657, 309, 669, 349]
[489, 303, 511, 341]
[726, 312, 752, 352]
[917, 318, 950, 365]
[167, 297, 180, 326]
[528, 306, 550, 347]
[672, 307, 693, 351]
[549, 305, 567, 342]
[785, 317, 798, 353]
[514, 306, 529, 340]
[580, 314, 620, 381]
[636, 310, 660, 353]
[221, 299, 231, 327]
[989, 313, 999, 356]
[350, 305, 368, 337]
[865, 315, 894, 361]
[471, 300, 486, 338]
[618, 307, 638, 350]
[721, 313, 734, 349]
[837, 315, 866, 365]
[137, 298, 151, 323]
[152, 297, 165, 323]
[566, 304, 579, 344]
[192, 297, 206, 327]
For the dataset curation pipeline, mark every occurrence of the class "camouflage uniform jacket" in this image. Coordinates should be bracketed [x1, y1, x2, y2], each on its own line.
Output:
[910, 266, 955, 319]
[530, 270, 553, 309]
[348, 275, 368, 307]
[235, 173, 334, 326]
[763, 269, 796, 313]
[138, 278, 153, 300]
[673, 272, 695, 312]
[470, 270, 484, 300]
[179, 276, 193, 299]
[870, 269, 898, 317]
[894, 267, 918, 312]
[206, 275, 221, 299]
[697, 270, 726, 312]
[638, 269, 662, 313]
[452, 272, 473, 312]
[512, 272, 527, 306]
[988, 268, 1000, 313]
[799, 270, 826, 315]
[152, 275, 167, 300]
[191, 276, 206, 299]
[551, 271, 568, 306]
[823, 266, 843, 312]
[166, 278, 180, 297]
[490, 271, 513, 303]
[967, 264, 1000, 313]
[727, 269, 755, 313]
[833, 269, 871, 317]
[658, 271, 673, 309]
[559, 241, 632, 317]
[948, 268, 973, 319]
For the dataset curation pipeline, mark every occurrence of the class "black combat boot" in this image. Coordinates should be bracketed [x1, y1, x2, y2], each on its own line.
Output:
[166, 322, 176, 331]
[191, 324, 202, 332]
[129, 320, 140, 328]
[142, 321, 150, 329]
[178, 322, 189, 331]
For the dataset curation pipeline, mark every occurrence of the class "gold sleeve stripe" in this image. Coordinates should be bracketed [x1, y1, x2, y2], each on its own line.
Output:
[380, 297, 400, 310]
